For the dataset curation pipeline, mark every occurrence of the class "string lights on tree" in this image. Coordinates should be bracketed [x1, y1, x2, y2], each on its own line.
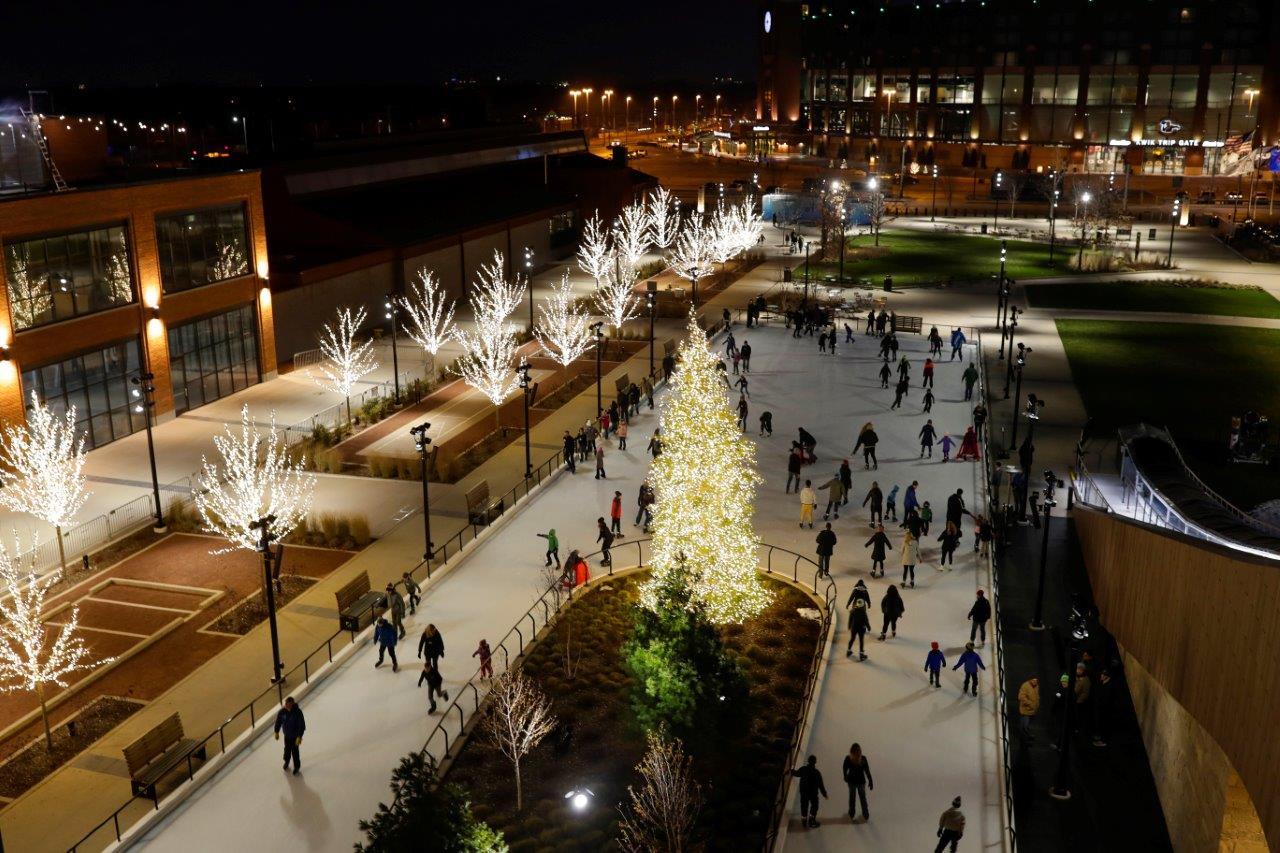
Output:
[209, 240, 249, 282]
[397, 268, 457, 376]
[576, 211, 613, 289]
[645, 186, 682, 250]
[535, 271, 595, 367]
[454, 250, 525, 421]
[0, 393, 90, 572]
[614, 200, 652, 279]
[594, 261, 642, 334]
[640, 317, 771, 624]
[315, 305, 378, 423]
[4, 245, 51, 329]
[665, 216, 716, 302]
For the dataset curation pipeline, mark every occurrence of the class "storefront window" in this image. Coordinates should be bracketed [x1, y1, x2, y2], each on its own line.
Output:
[4, 224, 135, 331]
[1054, 74, 1080, 106]
[167, 304, 259, 415]
[829, 74, 847, 102]
[156, 204, 251, 294]
[981, 72, 1004, 104]
[22, 339, 144, 450]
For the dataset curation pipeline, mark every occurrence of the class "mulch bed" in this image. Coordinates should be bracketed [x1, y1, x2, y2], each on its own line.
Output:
[0, 696, 144, 798]
[438, 427, 527, 484]
[446, 573, 821, 851]
[204, 575, 318, 635]
[532, 374, 596, 413]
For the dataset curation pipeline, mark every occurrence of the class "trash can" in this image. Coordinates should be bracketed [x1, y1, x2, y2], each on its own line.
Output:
[883, 275, 894, 292]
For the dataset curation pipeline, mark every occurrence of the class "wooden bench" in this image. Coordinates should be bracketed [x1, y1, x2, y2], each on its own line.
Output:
[465, 480, 504, 526]
[336, 571, 382, 632]
[123, 712, 205, 803]
[893, 315, 924, 335]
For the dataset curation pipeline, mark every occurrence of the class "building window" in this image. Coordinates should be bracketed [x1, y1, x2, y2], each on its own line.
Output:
[3, 224, 135, 332]
[167, 304, 259, 415]
[22, 339, 145, 450]
[156, 204, 251, 294]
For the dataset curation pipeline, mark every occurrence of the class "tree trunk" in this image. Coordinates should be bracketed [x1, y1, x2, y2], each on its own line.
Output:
[345, 395, 352, 426]
[514, 756, 523, 811]
[55, 523, 66, 573]
[38, 680, 52, 751]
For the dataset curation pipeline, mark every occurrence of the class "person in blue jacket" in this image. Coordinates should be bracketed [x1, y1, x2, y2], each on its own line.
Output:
[924, 641, 946, 688]
[274, 696, 306, 775]
[374, 617, 399, 672]
[953, 642, 986, 696]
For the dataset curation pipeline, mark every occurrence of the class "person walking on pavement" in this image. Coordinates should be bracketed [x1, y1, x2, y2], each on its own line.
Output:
[419, 657, 449, 714]
[786, 446, 804, 493]
[562, 430, 577, 473]
[954, 642, 985, 696]
[885, 483, 899, 521]
[842, 743, 874, 822]
[937, 522, 961, 568]
[418, 623, 445, 668]
[384, 583, 407, 640]
[935, 796, 966, 852]
[839, 459, 853, 506]
[853, 423, 879, 469]
[819, 472, 846, 520]
[864, 524, 890, 578]
[473, 639, 494, 679]
[847, 598, 871, 659]
[925, 642, 946, 688]
[799, 480, 817, 529]
[922, 358, 935, 388]
[900, 530, 920, 588]
[538, 528, 560, 568]
[596, 517, 615, 566]
[595, 442, 607, 479]
[968, 590, 991, 645]
[274, 696, 306, 775]
[920, 420, 938, 458]
[1018, 676, 1041, 741]
[862, 481, 884, 525]
[962, 361, 979, 401]
[815, 523, 837, 577]
[401, 572, 421, 614]
[790, 755, 829, 828]
[878, 584, 905, 639]
[374, 617, 399, 671]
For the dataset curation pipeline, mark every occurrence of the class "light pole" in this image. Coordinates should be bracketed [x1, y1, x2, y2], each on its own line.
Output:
[602, 90, 613, 131]
[646, 281, 657, 378]
[591, 321, 604, 415]
[1076, 191, 1092, 270]
[1050, 606, 1091, 800]
[232, 115, 248, 154]
[582, 88, 593, 128]
[250, 515, 284, 683]
[624, 96, 631, 141]
[1048, 171, 1060, 264]
[1008, 356, 1037, 449]
[517, 360, 533, 480]
[715, 94, 722, 119]
[802, 239, 810, 304]
[524, 246, 535, 331]
[695, 94, 702, 124]
[1016, 394, 1045, 521]
[570, 90, 581, 128]
[839, 210, 847, 283]
[409, 422, 434, 562]
[130, 373, 167, 533]
[652, 96, 659, 130]
[1003, 312, 1022, 397]
[671, 95, 679, 132]
[931, 164, 939, 221]
[384, 293, 401, 403]
[1029, 470, 1060, 630]
[996, 240, 1008, 357]
[1167, 195, 1181, 268]
[993, 170, 1003, 232]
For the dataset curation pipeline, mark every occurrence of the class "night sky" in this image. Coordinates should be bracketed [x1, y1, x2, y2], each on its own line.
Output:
[3, 0, 757, 87]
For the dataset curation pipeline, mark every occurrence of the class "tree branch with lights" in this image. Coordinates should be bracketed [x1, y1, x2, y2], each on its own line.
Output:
[645, 186, 682, 250]
[614, 200, 652, 280]
[665, 216, 716, 305]
[454, 250, 525, 426]
[576, 211, 613, 289]
[398, 268, 457, 377]
[535, 271, 594, 367]
[314, 305, 379, 423]
[594, 262, 642, 336]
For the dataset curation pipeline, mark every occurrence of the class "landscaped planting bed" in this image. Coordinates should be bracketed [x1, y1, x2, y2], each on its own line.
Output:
[0, 697, 144, 799]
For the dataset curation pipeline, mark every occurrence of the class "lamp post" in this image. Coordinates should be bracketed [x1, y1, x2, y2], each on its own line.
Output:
[409, 422, 434, 562]
[1029, 470, 1060, 630]
[591, 322, 604, 415]
[624, 96, 631, 141]
[524, 246, 535, 331]
[1167, 195, 1181, 268]
[1076, 191, 1092, 270]
[384, 293, 401, 403]
[1050, 606, 1092, 800]
[517, 360, 534, 480]
[1048, 172, 1060, 263]
[930, 164, 939, 222]
[652, 96, 659, 130]
[993, 170, 1003, 232]
[232, 115, 248, 154]
[250, 515, 284, 683]
[671, 95, 678, 132]
[1016, 394, 1045, 521]
[569, 90, 581, 128]
[130, 373, 167, 533]
[839, 210, 847, 284]
[646, 281, 658, 378]
[996, 240, 1009, 358]
[582, 88, 593, 128]
[602, 90, 613, 131]
[695, 94, 702, 124]
[1003, 311, 1022, 398]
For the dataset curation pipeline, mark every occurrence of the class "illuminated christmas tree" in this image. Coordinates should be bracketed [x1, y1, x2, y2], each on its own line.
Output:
[640, 316, 770, 624]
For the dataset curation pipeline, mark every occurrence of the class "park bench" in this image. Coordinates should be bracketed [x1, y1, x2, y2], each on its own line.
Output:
[465, 480, 504, 527]
[893, 315, 924, 334]
[336, 571, 382, 632]
[123, 712, 206, 803]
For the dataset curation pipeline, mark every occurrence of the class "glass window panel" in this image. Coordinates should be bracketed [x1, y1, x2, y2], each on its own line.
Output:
[156, 204, 250, 293]
[982, 72, 1004, 104]
[1032, 73, 1056, 105]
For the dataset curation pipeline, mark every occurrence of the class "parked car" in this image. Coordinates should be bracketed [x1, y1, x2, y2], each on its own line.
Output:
[1225, 190, 1244, 203]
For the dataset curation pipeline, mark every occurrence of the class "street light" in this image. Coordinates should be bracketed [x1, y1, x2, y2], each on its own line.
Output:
[409, 422, 434, 562]
[1003, 310, 1022, 397]
[996, 240, 1009, 357]
[1029, 469, 1062, 630]
[249, 515, 284, 683]
[602, 90, 613, 131]
[839, 209, 847, 284]
[994, 170, 1003, 232]
[1015, 394, 1045, 521]
[671, 95, 679, 132]
[652, 95, 659, 128]
[569, 90, 581, 128]
[1168, 196, 1181, 268]
[624, 95, 632, 141]
[1050, 604, 1091, 800]
[384, 293, 401, 403]
[646, 281, 658, 379]
[591, 321, 605, 415]
[565, 787, 595, 812]
[695, 94, 702, 124]
[524, 246, 535, 331]
[130, 373, 167, 533]
[582, 88, 593, 126]
[930, 164, 939, 222]
[1076, 191, 1092, 271]
[517, 360, 534, 480]
[231, 114, 248, 154]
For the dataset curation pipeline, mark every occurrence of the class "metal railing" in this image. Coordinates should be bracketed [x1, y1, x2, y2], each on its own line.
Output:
[1069, 460, 1113, 513]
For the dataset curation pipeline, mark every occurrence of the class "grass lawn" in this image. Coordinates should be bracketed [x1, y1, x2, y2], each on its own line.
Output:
[802, 227, 1077, 286]
[1029, 281, 1280, 319]
[1057, 319, 1280, 509]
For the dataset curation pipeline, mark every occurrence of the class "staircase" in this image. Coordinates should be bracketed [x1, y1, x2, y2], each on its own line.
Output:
[21, 108, 68, 191]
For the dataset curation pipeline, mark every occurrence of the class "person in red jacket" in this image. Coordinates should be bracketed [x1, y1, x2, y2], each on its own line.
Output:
[922, 358, 935, 389]
[610, 490, 625, 536]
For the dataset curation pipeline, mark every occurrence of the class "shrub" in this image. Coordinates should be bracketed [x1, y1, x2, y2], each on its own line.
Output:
[318, 512, 339, 541]
[350, 515, 372, 546]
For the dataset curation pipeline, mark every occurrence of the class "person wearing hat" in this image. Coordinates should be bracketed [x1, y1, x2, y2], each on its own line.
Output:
[935, 796, 966, 852]
[953, 642, 985, 696]
[789, 754, 828, 828]
[845, 578, 871, 610]
[924, 641, 946, 688]
[847, 599, 871, 661]
[537, 528, 560, 568]
[967, 589, 992, 646]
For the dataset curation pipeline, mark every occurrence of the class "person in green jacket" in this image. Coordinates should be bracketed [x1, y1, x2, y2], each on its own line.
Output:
[537, 528, 560, 568]
[962, 362, 979, 401]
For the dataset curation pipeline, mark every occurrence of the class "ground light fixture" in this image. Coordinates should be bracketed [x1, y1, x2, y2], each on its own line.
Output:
[565, 788, 595, 811]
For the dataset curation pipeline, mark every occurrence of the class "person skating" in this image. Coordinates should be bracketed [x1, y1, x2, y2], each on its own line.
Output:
[972, 402, 988, 439]
[900, 506, 924, 540]
[274, 696, 306, 775]
[938, 433, 956, 462]
[786, 446, 804, 493]
[961, 361, 979, 400]
[647, 428, 663, 458]
[374, 617, 399, 671]
[974, 515, 994, 558]
[616, 419, 628, 451]
[885, 484, 899, 521]
[538, 528, 560, 568]
[643, 374, 655, 409]
[900, 531, 920, 588]
[798, 427, 818, 462]
[949, 327, 967, 360]
[562, 550, 591, 587]
[946, 488, 968, 529]
[845, 578, 871, 610]
[799, 480, 817, 529]
[418, 623, 445, 669]
[596, 517, 615, 565]
[740, 340, 752, 372]
[929, 326, 943, 356]
[864, 525, 890, 578]
[878, 362, 892, 389]
[474, 639, 494, 679]
[956, 426, 981, 461]
[419, 657, 449, 714]
[790, 755, 829, 828]
[819, 472, 846, 520]
[595, 442, 607, 479]
[862, 481, 884, 525]
[853, 423, 879, 470]
[847, 598, 872, 659]
[731, 348, 742, 375]
[878, 584, 905, 640]
[920, 501, 933, 535]
[925, 642, 946, 688]
[734, 374, 750, 398]
[635, 482, 654, 531]
[904, 481, 919, 516]
[919, 420, 938, 458]
[897, 355, 910, 381]
[1018, 676, 1040, 741]
[842, 743, 874, 822]
[935, 796, 966, 852]
[865, 308, 875, 335]
[954, 642, 985, 696]
[923, 387, 935, 413]
[385, 583, 407, 640]
[562, 430, 577, 473]
[967, 589, 991, 645]
[888, 332, 899, 361]
[662, 352, 675, 383]
[815, 523, 837, 577]
[737, 395, 749, 432]
[922, 358, 935, 388]
[890, 377, 908, 409]
[610, 491, 625, 536]
[937, 522, 961, 568]
[401, 572, 421, 615]
[759, 410, 773, 437]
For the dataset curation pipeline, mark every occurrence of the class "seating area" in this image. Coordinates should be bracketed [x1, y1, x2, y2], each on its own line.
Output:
[123, 713, 206, 803]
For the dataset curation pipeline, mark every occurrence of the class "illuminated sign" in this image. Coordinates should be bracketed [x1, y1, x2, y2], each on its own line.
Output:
[1109, 138, 1223, 148]
[713, 131, 731, 139]
[752, 125, 771, 132]
[1158, 118, 1183, 136]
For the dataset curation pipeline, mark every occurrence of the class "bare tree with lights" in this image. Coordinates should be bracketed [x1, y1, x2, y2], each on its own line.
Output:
[210, 240, 249, 282]
[535, 271, 595, 367]
[645, 186, 682, 250]
[454, 251, 525, 425]
[595, 262, 642, 335]
[398, 268, 457, 376]
[614, 201, 651, 279]
[665, 216, 715, 304]
[618, 728, 703, 853]
[195, 405, 317, 553]
[315, 305, 378, 423]
[860, 186, 888, 246]
[483, 670, 558, 812]
[0, 542, 113, 750]
[576, 211, 613, 289]
[0, 393, 90, 572]
[4, 245, 52, 329]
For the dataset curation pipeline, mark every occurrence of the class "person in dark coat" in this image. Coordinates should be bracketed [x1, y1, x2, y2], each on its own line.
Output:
[798, 427, 818, 462]
[925, 642, 946, 688]
[562, 430, 577, 473]
[1092, 668, 1117, 746]
[946, 489, 967, 528]
[923, 387, 935, 413]
[418, 658, 449, 713]
[853, 424, 879, 470]
[878, 362, 892, 389]
[953, 642, 986, 696]
[845, 578, 871, 610]
[862, 482, 884, 525]
[972, 402, 988, 439]
[374, 617, 399, 671]
[786, 446, 804, 493]
[418, 623, 445, 668]
[847, 599, 872, 659]
[967, 590, 992, 645]
[815, 523, 837, 577]
[919, 419, 938, 458]
[864, 525, 890, 577]
[274, 696, 306, 774]
[878, 584, 905, 640]
[838, 459, 853, 506]
[842, 743, 874, 822]
[790, 755, 829, 828]
[596, 518, 615, 566]
[662, 352, 675, 383]
[891, 377, 908, 409]
[937, 522, 961, 567]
